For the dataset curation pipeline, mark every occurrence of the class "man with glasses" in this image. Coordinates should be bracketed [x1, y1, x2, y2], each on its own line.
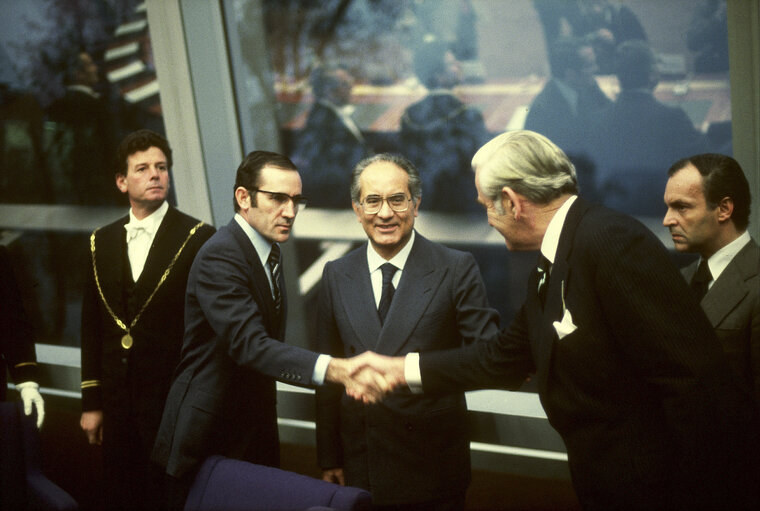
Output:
[315, 153, 500, 510]
[152, 150, 390, 510]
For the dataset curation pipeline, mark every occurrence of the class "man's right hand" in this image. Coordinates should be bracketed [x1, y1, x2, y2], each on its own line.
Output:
[80, 410, 104, 445]
[322, 467, 345, 486]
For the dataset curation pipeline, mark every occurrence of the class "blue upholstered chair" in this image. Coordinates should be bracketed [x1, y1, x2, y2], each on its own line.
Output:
[0, 401, 78, 511]
[184, 455, 372, 511]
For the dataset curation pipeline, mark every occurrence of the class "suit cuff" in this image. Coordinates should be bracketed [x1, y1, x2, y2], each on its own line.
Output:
[405, 353, 423, 394]
[313, 354, 332, 385]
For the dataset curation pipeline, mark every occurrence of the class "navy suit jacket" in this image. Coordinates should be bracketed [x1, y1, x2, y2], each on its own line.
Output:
[419, 198, 760, 509]
[315, 233, 499, 505]
[152, 219, 320, 479]
[683, 238, 760, 404]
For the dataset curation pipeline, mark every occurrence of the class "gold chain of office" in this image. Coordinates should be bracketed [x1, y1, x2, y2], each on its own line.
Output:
[89, 221, 205, 350]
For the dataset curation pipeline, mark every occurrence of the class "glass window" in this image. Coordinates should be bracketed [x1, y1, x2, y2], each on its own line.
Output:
[221, 0, 731, 341]
[1, 0, 165, 351]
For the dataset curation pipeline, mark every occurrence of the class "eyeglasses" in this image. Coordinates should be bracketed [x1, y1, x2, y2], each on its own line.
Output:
[359, 193, 411, 214]
[253, 189, 308, 210]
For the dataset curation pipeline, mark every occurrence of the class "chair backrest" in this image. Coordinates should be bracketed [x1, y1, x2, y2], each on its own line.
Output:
[185, 455, 372, 511]
[0, 401, 78, 511]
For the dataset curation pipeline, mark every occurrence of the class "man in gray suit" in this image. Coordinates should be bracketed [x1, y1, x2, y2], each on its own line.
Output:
[664, 152, 759, 404]
[152, 151, 388, 510]
[315, 153, 500, 510]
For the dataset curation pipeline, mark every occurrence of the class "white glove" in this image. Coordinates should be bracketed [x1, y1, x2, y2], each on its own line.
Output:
[16, 381, 45, 428]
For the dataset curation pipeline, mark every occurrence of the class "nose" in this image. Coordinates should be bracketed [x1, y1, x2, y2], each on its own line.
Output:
[376, 198, 394, 218]
[663, 209, 675, 227]
[148, 165, 161, 178]
[281, 199, 297, 219]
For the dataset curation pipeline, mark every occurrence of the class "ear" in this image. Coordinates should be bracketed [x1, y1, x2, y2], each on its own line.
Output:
[115, 173, 127, 193]
[503, 187, 522, 219]
[716, 196, 734, 223]
[352, 201, 362, 222]
[234, 186, 250, 211]
[412, 196, 421, 217]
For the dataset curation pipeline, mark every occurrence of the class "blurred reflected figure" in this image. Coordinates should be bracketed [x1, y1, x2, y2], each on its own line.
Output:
[663, 153, 759, 404]
[293, 64, 371, 209]
[46, 50, 120, 206]
[587, 40, 708, 216]
[400, 36, 488, 214]
[687, 0, 729, 74]
[525, 37, 610, 159]
[534, 0, 647, 74]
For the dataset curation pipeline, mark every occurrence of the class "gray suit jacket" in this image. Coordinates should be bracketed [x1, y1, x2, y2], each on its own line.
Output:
[152, 219, 319, 479]
[682, 237, 760, 403]
[315, 233, 499, 506]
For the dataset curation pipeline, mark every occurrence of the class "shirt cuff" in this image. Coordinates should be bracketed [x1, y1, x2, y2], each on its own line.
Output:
[405, 352, 423, 394]
[312, 354, 332, 385]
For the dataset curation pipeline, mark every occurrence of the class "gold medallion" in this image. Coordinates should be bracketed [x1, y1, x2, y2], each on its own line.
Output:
[121, 333, 133, 349]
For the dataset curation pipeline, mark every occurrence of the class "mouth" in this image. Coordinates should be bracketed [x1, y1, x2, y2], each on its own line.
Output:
[375, 223, 397, 233]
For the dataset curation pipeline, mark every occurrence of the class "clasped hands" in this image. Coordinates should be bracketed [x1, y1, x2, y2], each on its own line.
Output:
[326, 352, 406, 404]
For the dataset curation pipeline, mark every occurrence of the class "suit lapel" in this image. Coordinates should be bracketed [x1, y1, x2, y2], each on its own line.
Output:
[701, 240, 759, 327]
[337, 246, 382, 351]
[377, 235, 443, 355]
[94, 217, 129, 318]
[227, 219, 281, 336]
[133, 207, 180, 302]
[534, 198, 590, 393]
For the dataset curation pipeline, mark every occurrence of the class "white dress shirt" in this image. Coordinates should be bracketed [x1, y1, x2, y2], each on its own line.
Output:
[234, 214, 330, 385]
[124, 201, 168, 282]
[366, 230, 416, 308]
[701, 230, 751, 290]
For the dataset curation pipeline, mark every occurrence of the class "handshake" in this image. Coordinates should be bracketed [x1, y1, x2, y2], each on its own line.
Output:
[326, 352, 407, 404]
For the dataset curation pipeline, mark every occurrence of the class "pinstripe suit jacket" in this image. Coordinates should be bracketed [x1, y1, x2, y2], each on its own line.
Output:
[419, 198, 760, 510]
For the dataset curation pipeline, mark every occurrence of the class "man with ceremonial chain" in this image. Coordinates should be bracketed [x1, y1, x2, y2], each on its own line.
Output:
[79, 129, 215, 510]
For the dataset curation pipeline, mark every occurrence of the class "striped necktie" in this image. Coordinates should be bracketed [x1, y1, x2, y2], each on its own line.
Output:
[268, 244, 282, 312]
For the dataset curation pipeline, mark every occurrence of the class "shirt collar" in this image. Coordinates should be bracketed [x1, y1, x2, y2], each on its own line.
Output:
[540, 195, 578, 264]
[234, 213, 277, 269]
[366, 230, 416, 273]
[705, 230, 751, 282]
[126, 201, 168, 236]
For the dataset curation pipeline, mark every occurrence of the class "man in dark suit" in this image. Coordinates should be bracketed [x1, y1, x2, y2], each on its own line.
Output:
[358, 130, 760, 510]
[399, 37, 489, 214]
[315, 154, 499, 510]
[0, 244, 44, 427]
[80, 129, 215, 510]
[152, 150, 389, 510]
[47, 50, 121, 206]
[524, 36, 611, 163]
[664, 153, 759, 404]
[293, 64, 371, 209]
[586, 40, 709, 216]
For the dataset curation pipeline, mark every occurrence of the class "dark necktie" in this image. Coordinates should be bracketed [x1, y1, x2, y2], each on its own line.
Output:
[690, 258, 712, 302]
[378, 263, 397, 324]
[268, 244, 282, 312]
[536, 255, 551, 308]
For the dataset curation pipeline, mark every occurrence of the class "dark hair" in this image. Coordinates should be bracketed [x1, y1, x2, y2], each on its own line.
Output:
[350, 153, 422, 204]
[548, 37, 587, 79]
[233, 150, 298, 212]
[614, 40, 656, 90]
[115, 129, 172, 176]
[668, 153, 751, 230]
